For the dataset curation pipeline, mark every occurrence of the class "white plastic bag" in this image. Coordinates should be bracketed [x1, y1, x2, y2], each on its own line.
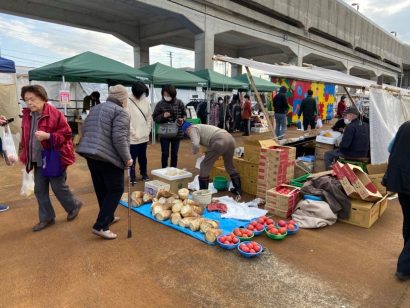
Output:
[316, 118, 323, 129]
[2, 125, 18, 165]
[20, 168, 34, 198]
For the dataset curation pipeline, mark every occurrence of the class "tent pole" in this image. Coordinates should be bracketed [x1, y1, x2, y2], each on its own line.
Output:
[62, 75, 67, 116]
[343, 86, 360, 113]
[245, 67, 275, 138]
[206, 88, 210, 124]
[150, 83, 156, 145]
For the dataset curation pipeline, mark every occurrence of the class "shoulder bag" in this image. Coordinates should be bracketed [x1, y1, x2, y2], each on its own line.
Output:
[42, 134, 64, 177]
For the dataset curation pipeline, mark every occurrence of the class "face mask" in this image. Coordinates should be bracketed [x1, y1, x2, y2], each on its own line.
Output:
[218, 100, 223, 104]
[140, 94, 146, 100]
[344, 119, 351, 125]
[164, 96, 172, 102]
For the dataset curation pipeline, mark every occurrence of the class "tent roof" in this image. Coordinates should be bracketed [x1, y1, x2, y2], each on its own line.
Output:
[0, 57, 16, 73]
[214, 55, 376, 89]
[139, 62, 207, 88]
[233, 74, 280, 92]
[190, 69, 247, 90]
[28, 51, 150, 85]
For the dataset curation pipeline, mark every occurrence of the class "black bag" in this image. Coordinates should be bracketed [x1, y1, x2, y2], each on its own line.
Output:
[158, 122, 179, 139]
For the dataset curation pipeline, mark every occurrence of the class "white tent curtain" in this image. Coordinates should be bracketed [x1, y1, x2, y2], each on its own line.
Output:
[369, 88, 410, 163]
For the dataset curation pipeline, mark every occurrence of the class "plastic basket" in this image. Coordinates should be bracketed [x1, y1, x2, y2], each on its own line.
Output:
[192, 189, 213, 206]
[213, 176, 228, 191]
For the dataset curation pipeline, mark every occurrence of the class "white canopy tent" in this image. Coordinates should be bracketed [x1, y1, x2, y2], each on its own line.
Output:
[213, 55, 410, 164]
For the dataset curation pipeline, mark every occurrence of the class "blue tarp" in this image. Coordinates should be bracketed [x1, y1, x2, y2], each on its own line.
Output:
[119, 201, 252, 245]
[0, 57, 16, 73]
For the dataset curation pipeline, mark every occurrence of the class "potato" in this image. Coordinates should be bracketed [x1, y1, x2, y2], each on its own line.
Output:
[171, 213, 182, 225]
[172, 200, 184, 213]
[189, 218, 204, 232]
[155, 210, 172, 221]
[205, 229, 222, 243]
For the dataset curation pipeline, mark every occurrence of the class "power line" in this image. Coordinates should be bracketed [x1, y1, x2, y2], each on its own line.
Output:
[1, 48, 61, 60]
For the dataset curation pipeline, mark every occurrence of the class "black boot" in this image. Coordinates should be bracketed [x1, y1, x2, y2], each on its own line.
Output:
[199, 176, 210, 190]
[230, 173, 242, 196]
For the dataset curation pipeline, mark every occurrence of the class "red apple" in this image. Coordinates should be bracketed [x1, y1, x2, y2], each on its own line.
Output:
[278, 220, 287, 227]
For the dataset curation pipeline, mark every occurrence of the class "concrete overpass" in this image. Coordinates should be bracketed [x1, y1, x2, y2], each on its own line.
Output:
[1, 0, 410, 86]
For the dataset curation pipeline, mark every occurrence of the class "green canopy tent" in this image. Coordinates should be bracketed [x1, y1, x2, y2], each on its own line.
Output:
[190, 69, 247, 90]
[233, 73, 280, 92]
[28, 51, 150, 85]
[139, 62, 207, 88]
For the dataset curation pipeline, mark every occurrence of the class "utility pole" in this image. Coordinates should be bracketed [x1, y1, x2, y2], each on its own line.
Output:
[167, 51, 173, 67]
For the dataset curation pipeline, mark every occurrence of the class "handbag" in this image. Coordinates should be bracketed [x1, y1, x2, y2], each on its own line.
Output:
[158, 121, 179, 139]
[41, 134, 64, 177]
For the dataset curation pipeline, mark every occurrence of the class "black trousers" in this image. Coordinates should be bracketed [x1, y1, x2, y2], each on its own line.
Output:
[303, 118, 316, 131]
[130, 142, 148, 182]
[160, 138, 180, 168]
[398, 193, 410, 275]
[87, 158, 124, 231]
[243, 119, 250, 135]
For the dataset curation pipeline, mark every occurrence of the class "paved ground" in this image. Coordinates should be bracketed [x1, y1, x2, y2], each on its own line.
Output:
[1, 132, 410, 308]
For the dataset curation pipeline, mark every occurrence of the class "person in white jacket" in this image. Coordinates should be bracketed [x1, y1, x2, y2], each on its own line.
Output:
[127, 82, 152, 183]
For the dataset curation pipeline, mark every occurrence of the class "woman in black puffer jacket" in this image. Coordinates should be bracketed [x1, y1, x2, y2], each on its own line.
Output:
[152, 84, 187, 168]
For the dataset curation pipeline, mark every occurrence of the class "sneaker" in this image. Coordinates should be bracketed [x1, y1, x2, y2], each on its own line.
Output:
[109, 216, 120, 226]
[92, 228, 117, 240]
[0, 205, 9, 212]
[33, 219, 55, 232]
[67, 201, 83, 221]
[141, 175, 150, 182]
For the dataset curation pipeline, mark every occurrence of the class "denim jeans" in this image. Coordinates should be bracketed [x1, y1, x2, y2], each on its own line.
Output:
[324, 149, 341, 170]
[274, 113, 287, 139]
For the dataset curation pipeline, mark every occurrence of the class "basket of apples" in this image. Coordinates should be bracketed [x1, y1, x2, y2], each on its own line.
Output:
[279, 219, 299, 235]
[216, 233, 240, 250]
[265, 223, 288, 240]
[233, 228, 254, 242]
[238, 241, 263, 258]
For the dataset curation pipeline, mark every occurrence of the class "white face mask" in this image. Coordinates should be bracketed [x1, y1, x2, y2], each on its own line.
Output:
[164, 96, 172, 102]
[344, 119, 351, 125]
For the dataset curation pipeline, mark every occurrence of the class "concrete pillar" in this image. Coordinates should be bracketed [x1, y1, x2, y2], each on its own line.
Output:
[231, 64, 242, 77]
[288, 55, 302, 66]
[195, 32, 214, 70]
[377, 75, 384, 85]
[133, 45, 150, 68]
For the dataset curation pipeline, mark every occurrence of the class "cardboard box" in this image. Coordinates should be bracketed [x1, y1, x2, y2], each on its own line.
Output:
[210, 166, 229, 179]
[314, 159, 326, 173]
[233, 157, 258, 180]
[152, 176, 190, 194]
[368, 174, 387, 196]
[315, 142, 335, 150]
[379, 195, 388, 217]
[265, 185, 301, 216]
[339, 198, 380, 228]
[243, 138, 278, 163]
[315, 147, 332, 161]
[264, 206, 289, 218]
[367, 163, 387, 175]
[367, 163, 387, 196]
[332, 162, 361, 199]
[344, 164, 383, 202]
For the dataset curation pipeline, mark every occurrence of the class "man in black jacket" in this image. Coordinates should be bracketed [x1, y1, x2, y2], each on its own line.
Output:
[273, 86, 289, 139]
[298, 90, 317, 131]
[384, 121, 410, 281]
[324, 107, 369, 170]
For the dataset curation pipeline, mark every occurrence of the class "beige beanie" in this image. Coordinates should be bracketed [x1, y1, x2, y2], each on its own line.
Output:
[109, 84, 128, 106]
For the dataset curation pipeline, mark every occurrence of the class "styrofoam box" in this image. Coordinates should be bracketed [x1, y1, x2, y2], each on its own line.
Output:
[315, 131, 342, 145]
[151, 167, 193, 181]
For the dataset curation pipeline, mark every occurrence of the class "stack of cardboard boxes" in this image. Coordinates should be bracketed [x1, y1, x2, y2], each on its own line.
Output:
[209, 138, 277, 195]
[333, 162, 388, 228]
[256, 145, 296, 199]
[265, 184, 301, 218]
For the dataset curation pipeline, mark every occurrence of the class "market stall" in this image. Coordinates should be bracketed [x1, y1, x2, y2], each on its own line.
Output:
[28, 51, 151, 143]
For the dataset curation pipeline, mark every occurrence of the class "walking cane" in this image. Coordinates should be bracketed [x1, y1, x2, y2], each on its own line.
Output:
[127, 167, 132, 238]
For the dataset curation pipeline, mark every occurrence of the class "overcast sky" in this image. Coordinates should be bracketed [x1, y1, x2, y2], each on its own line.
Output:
[0, 0, 408, 69]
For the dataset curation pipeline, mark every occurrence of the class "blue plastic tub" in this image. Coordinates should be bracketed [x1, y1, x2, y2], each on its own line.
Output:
[237, 241, 263, 258]
[217, 235, 240, 250]
[304, 194, 322, 201]
[286, 223, 300, 235]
